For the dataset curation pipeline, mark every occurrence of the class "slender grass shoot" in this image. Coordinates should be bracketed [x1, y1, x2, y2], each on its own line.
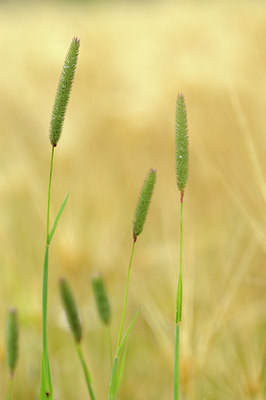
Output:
[40, 37, 80, 400]
[108, 168, 157, 400]
[174, 93, 189, 400]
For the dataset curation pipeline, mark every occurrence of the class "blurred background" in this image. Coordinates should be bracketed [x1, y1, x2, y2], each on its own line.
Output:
[0, 0, 265, 399]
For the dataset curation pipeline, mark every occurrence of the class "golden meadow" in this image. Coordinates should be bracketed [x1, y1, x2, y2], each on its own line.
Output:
[0, 1, 265, 399]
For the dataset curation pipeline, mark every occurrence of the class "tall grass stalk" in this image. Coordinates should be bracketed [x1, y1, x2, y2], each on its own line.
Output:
[174, 94, 189, 400]
[40, 147, 54, 400]
[173, 199, 183, 400]
[40, 37, 80, 399]
[108, 169, 156, 400]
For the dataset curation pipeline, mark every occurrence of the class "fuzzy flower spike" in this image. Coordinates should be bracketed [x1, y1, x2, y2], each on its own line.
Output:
[176, 93, 189, 201]
[133, 168, 157, 242]
[5, 307, 19, 400]
[59, 278, 82, 343]
[91, 274, 111, 326]
[6, 308, 19, 377]
[49, 37, 80, 147]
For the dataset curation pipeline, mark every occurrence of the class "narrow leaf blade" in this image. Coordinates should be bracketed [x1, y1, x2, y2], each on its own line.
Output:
[48, 191, 69, 244]
[113, 346, 128, 397]
[40, 352, 52, 399]
[117, 305, 141, 358]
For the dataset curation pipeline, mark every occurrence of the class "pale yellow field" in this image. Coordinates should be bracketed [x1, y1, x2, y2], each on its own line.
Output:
[0, 1, 265, 399]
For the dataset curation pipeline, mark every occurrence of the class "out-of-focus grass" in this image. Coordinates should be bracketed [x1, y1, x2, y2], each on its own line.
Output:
[0, 1, 265, 399]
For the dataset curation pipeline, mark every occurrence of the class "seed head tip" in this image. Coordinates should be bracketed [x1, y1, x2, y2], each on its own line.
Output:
[176, 93, 189, 195]
[132, 168, 157, 239]
[49, 37, 80, 147]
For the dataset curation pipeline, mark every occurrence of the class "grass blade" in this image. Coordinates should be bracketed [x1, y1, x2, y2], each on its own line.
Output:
[112, 346, 128, 398]
[109, 306, 141, 399]
[117, 305, 141, 357]
[40, 353, 52, 400]
[48, 190, 69, 244]
[40, 246, 53, 399]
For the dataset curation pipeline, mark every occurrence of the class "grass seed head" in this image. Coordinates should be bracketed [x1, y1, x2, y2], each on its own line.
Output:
[49, 37, 80, 147]
[133, 168, 157, 241]
[91, 274, 111, 326]
[6, 307, 19, 376]
[59, 278, 82, 343]
[176, 93, 189, 198]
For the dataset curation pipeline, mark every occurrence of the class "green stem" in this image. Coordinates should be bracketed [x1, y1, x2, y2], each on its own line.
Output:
[40, 146, 55, 399]
[117, 240, 136, 349]
[47, 146, 54, 245]
[42, 245, 49, 368]
[108, 240, 136, 400]
[174, 199, 184, 400]
[5, 376, 14, 400]
[76, 343, 96, 400]
[174, 323, 180, 400]
[108, 357, 118, 400]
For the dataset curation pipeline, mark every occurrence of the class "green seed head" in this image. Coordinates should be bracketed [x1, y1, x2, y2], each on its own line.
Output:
[6, 308, 19, 376]
[91, 274, 111, 326]
[133, 169, 157, 241]
[59, 278, 82, 343]
[176, 94, 189, 198]
[49, 37, 80, 147]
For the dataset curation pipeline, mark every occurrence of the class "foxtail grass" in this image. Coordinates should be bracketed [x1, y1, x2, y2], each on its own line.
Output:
[91, 274, 111, 326]
[5, 308, 18, 400]
[91, 274, 112, 367]
[40, 37, 80, 400]
[59, 278, 96, 400]
[49, 37, 80, 147]
[174, 94, 189, 400]
[108, 168, 156, 400]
